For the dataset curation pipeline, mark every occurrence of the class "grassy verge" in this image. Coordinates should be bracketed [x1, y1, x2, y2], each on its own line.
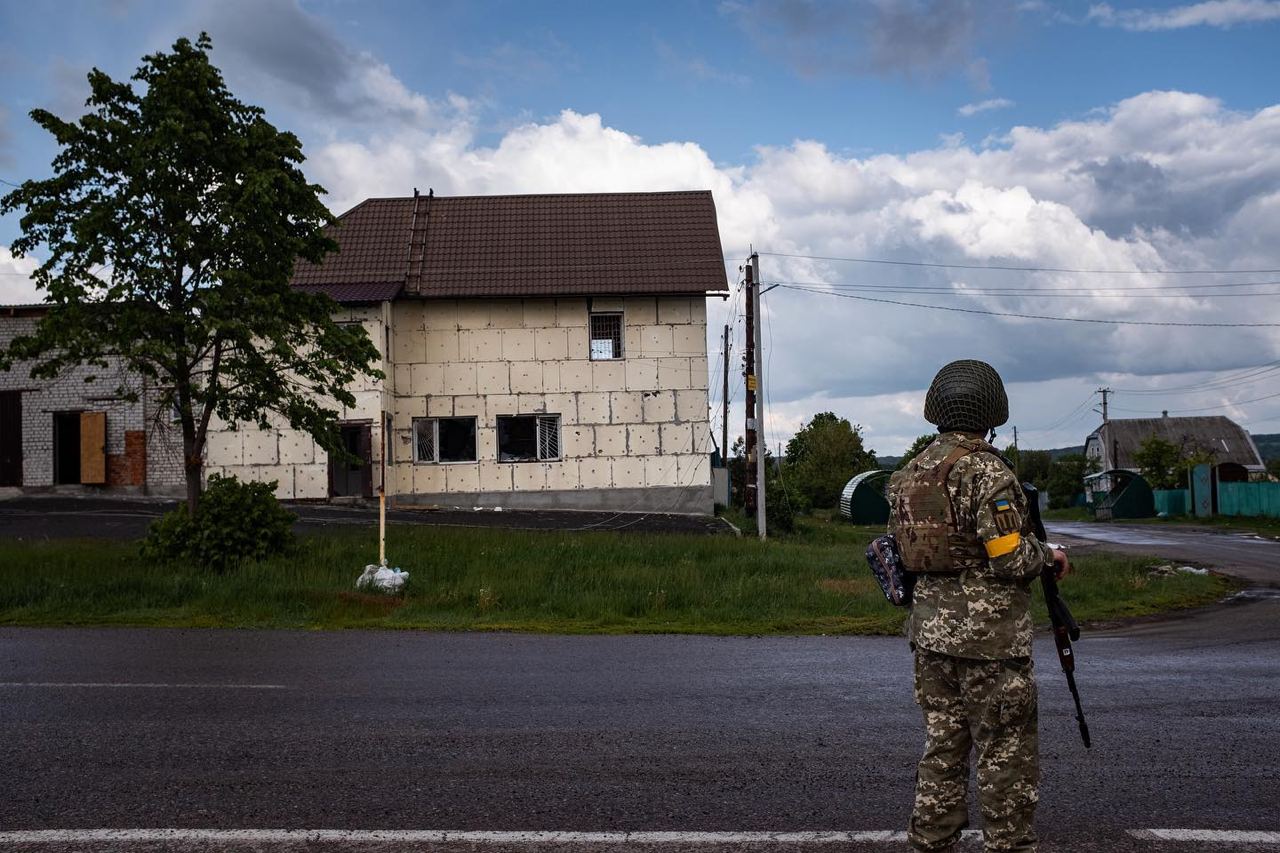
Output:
[0, 515, 1238, 633]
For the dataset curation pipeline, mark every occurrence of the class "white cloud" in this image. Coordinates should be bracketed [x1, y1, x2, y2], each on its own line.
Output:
[0, 248, 40, 304]
[304, 88, 1280, 450]
[958, 97, 1014, 117]
[1088, 0, 1280, 30]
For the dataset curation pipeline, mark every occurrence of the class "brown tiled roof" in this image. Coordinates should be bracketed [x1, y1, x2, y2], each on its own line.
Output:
[293, 198, 415, 300]
[295, 282, 403, 304]
[1088, 416, 1265, 470]
[292, 191, 729, 299]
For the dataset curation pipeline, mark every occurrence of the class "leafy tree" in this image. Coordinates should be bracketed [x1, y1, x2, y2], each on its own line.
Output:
[1132, 434, 1217, 490]
[896, 434, 937, 470]
[1267, 457, 1280, 481]
[783, 412, 876, 509]
[1133, 436, 1182, 489]
[1046, 454, 1097, 509]
[1002, 445, 1052, 489]
[728, 435, 775, 510]
[0, 35, 380, 514]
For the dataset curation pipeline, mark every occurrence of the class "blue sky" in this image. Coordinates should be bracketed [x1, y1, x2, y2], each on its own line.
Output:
[3, 0, 1280, 454]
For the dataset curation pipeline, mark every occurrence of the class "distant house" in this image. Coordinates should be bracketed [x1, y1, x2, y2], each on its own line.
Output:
[1084, 415, 1266, 491]
[201, 190, 729, 514]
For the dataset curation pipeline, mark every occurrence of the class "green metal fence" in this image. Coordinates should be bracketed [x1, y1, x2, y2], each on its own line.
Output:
[1218, 482, 1280, 518]
[1153, 489, 1190, 517]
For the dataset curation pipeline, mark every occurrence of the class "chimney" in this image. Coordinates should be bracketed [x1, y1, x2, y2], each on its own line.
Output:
[1162, 410, 1169, 418]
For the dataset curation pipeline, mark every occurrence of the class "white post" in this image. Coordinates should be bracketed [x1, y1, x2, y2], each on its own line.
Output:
[378, 413, 387, 567]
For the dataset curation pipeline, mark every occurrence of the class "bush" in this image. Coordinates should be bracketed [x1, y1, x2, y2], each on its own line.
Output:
[144, 473, 296, 572]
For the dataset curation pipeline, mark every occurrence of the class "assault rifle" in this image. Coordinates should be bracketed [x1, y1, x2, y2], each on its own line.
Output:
[1022, 482, 1092, 749]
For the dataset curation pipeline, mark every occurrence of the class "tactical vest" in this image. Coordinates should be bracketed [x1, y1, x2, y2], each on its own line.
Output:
[890, 438, 989, 574]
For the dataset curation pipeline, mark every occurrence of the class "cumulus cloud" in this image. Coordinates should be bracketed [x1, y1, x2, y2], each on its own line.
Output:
[1088, 0, 1280, 30]
[958, 97, 1014, 117]
[719, 0, 1011, 82]
[195, 0, 437, 124]
[0, 249, 40, 305]
[304, 88, 1280, 451]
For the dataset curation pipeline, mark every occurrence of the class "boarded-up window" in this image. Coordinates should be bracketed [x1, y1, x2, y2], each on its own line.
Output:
[497, 414, 560, 462]
[589, 312, 623, 360]
[413, 417, 477, 463]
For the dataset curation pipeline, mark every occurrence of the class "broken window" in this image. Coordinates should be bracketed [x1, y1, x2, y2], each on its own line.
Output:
[497, 414, 561, 462]
[589, 312, 624, 360]
[413, 416, 477, 463]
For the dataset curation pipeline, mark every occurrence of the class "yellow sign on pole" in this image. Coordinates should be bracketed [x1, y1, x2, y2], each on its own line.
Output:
[746, 374, 757, 391]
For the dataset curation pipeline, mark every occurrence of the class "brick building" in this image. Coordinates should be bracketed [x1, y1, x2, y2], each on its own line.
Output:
[0, 305, 185, 494]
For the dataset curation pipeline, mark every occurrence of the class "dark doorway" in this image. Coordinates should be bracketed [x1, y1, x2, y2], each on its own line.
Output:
[53, 412, 81, 485]
[0, 391, 21, 486]
[329, 423, 372, 498]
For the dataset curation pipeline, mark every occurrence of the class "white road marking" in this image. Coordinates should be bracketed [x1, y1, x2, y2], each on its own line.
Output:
[5, 828, 1279, 846]
[0, 829, 976, 845]
[0, 682, 288, 689]
[1130, 829, 1280, 843]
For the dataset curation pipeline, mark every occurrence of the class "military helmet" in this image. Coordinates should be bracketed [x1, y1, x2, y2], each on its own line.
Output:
[923, 359, 1009, 433]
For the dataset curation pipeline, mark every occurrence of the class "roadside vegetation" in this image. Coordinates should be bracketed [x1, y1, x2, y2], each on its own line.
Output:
[0, 513, 1236, 633]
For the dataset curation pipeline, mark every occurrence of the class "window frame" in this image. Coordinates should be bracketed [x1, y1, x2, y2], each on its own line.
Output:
[588, 311, 625, 361]
[496, 414, 562, 463]
[412, 415, 479, 465]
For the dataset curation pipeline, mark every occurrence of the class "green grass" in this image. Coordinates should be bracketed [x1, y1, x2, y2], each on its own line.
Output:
[0, 517, 1238, 634]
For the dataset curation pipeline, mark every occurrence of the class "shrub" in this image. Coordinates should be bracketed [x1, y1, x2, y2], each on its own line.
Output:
[144, 473, 296, 572]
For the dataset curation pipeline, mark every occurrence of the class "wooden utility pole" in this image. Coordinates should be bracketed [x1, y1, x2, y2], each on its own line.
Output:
[1012, 425, 1020, 479]
[743, 261, 759, 518]
[750, 252, 767, 539]
[721, 323, 730, 465]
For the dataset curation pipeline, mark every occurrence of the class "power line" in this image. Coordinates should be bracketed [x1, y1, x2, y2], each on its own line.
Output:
[1110, 390, 1280, 415]
[757, 250, 1280, 276]
[1110, 362, 1280, 396]
[773, 278, 1280, 296]
[777, 283, 1280, 328]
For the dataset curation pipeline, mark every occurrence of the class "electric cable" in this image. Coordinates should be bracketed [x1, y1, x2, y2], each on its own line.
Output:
[756, 250, 1280, 276]
[776, 283, 1280, 328]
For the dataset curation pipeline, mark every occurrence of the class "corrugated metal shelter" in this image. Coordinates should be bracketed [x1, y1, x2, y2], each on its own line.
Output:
[839, 469, 890, 524]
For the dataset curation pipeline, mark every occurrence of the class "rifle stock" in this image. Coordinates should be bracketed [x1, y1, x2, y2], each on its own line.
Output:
[1022, 482, 1092, 748]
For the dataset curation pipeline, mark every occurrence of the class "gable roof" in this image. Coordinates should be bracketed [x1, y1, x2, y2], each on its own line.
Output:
[1086, 416, 1264, 470]
[292, 191, 730, 300]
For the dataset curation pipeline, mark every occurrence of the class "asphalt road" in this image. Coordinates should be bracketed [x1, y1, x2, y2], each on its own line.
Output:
[1046, 520, 1280, 586]
[0, 495, 733, 539]
[2, 590, 1279, 852]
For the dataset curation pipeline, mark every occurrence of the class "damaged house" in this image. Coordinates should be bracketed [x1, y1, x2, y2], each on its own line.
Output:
[201, 190, 729, 514]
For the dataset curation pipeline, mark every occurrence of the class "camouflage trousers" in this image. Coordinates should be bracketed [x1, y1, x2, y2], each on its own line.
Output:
[909, 647, 1039, 853]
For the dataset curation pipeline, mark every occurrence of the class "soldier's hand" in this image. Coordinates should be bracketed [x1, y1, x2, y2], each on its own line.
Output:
[1051, 548, 1071, 580]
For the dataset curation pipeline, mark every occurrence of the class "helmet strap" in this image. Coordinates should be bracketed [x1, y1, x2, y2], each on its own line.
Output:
[988, 428, 997, 444]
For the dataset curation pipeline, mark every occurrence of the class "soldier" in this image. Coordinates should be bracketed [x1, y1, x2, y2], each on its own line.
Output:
[887, 360, 1071, 853]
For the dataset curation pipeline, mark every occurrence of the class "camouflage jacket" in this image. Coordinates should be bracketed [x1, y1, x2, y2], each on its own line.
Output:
[887, 432, 1054, 660]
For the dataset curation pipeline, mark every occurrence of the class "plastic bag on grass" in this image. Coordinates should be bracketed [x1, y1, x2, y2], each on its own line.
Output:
[356, 564, 409, 593]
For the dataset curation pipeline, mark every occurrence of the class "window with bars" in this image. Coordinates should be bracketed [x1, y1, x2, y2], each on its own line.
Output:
[412, 416, 477, 463]
[589, 312, 624, 360]
[497, 414, 561, 462]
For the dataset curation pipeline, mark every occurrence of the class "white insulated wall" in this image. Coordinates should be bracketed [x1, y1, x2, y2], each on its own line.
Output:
[388, 296, 711, 501]
[203, 304, 391, 499]
[201, 296, 713, 506]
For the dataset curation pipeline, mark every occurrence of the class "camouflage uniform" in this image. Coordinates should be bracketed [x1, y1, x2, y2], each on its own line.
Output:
[887, 432, 1055, 853]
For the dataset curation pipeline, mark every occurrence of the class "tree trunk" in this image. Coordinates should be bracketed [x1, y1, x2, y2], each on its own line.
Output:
[182, 429, 202, 516]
